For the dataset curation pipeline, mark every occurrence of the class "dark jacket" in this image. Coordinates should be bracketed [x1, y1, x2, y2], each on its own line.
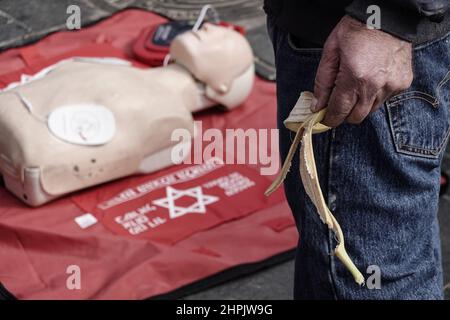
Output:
[264, 0, 450, 46]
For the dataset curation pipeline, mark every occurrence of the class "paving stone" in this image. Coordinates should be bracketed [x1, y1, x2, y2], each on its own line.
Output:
[132, 0, 264, 26]
[2, 0, 105, 29]
[246, 25, 276, 81]
[0, 13, 29, 49]
[0, 0, 114, 49]
[185, 260, 295, 300]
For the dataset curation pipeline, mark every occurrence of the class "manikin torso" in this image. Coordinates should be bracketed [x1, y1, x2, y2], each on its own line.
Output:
[0, 23, 254, 206]
[0, 61, 202, 196]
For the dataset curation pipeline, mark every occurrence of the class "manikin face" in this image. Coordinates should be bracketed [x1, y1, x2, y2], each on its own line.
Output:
[170, 23, 253, 93]
[189, 23, 230, 44]
[172, 23, 238, 72]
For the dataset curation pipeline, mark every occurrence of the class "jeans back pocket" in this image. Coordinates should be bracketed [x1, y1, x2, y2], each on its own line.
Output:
[386, 70, 450, 159]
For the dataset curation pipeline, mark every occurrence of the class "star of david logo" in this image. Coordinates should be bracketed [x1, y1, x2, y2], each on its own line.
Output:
[152, 186, 219, 219]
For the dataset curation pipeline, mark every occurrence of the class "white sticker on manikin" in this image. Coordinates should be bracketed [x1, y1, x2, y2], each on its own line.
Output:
[47, 104, 116, 146]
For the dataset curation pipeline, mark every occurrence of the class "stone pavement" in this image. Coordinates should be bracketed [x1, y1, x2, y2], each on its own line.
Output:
[0, 0, 448, 300]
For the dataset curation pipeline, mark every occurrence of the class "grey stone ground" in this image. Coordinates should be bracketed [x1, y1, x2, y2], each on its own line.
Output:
[0, 0, 449, 300]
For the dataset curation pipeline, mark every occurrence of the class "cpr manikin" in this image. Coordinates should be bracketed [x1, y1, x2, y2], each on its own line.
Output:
[0, 23, 254, 206]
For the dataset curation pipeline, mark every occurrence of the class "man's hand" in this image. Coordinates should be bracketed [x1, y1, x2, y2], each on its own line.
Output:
[311, 15, 413, 127]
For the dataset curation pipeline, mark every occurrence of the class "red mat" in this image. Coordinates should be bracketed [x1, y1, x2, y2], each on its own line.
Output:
[0, 9, 297, 299]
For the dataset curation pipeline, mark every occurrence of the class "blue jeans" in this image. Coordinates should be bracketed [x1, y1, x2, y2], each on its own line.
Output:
[267, 18, 450, 299]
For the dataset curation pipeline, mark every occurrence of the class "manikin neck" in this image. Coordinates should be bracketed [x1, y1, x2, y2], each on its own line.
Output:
[155, 63, 217, 113]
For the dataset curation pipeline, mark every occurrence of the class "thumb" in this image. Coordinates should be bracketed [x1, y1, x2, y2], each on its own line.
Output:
[312, 38, 339, 112]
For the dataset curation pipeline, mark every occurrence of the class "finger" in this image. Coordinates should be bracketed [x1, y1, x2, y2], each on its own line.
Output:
[370, 86, 393, 113]
[347, 96, 375, 124]
[323, 84, 358, 127]
[312, 38, 339, 112]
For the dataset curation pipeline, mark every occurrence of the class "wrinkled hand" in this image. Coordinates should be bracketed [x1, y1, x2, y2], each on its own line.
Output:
[312, 15, 413, 127]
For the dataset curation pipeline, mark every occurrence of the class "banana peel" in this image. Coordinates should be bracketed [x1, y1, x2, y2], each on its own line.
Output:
[265, 91, 365, 286]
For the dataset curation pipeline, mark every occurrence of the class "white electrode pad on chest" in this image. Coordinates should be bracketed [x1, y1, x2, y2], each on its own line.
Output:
[47, 104, 116, 146]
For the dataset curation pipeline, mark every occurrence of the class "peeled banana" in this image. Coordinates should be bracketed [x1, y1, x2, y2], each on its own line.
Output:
[265, 91, 365, 286]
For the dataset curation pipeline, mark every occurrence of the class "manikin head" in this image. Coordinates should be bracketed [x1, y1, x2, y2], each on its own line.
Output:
[170, 23, 254, 109]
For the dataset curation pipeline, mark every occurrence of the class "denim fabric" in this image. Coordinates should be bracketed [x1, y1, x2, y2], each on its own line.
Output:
[267, 17, 449, 299]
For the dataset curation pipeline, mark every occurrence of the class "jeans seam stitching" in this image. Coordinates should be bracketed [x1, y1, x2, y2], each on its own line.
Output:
[327, 129, 340, 300]
[387, 91, 438, 107]
[390, 128, 450, 159]
[436, 70, 450, 97]
[387, 103, 402, 155]
[389, 128, 449, 159]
